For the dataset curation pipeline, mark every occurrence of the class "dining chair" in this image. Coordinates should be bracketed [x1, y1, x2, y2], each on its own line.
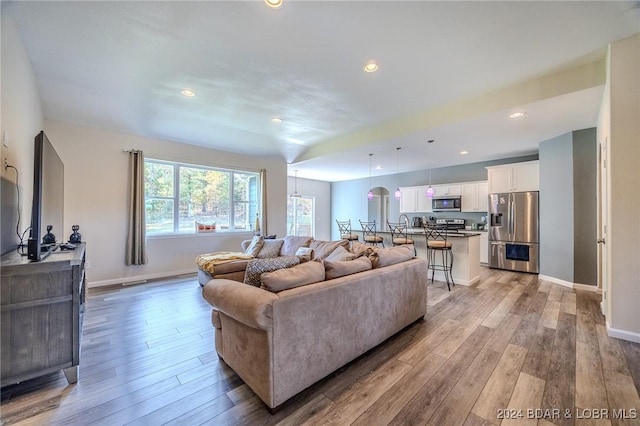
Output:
[386, 220, 416, 255]
[359, 220, 385, 247]
[424, 223, 454, 290]
[336, 219, 359, 247]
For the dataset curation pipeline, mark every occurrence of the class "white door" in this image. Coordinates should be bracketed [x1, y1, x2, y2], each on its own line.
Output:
[598, 138, 609, 315]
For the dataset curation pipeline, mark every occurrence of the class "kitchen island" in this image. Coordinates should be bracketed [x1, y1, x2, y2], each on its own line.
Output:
[376, 229, 481, 285]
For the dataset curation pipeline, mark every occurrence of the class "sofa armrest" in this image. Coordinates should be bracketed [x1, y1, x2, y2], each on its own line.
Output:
[202, 279, 278, 330]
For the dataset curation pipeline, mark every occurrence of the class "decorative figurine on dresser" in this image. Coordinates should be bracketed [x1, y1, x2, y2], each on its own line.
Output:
[42, 224, 56, 244]
[69, 225, 82, 244]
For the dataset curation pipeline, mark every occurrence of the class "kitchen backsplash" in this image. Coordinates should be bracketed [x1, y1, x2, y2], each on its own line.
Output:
[407, 211, 487, 227]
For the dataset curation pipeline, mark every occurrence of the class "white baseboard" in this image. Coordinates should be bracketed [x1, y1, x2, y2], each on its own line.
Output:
[88, 269, 197, 288]
[606, 321, 640, 343]
[538, 275, 600, 293]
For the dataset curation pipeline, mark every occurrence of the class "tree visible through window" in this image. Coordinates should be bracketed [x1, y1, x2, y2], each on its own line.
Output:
[287, 196, 314, 237]
[145, 159, 259, 235]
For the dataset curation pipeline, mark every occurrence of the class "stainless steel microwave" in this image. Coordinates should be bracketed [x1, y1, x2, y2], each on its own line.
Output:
[432, 195, 462, 212]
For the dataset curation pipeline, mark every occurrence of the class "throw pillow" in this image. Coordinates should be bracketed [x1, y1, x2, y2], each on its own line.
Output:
[244, 235, 264, 257]
[372, 244, 414, 268]
[260, 261, 325, 292]
[256, 239, 284, 258]
[294, 246, 314, 263]
[243, 256, 300, 287]
[350, 241, 374, 258]
[324, 245, 357, 262]
[309, 239, 350, 261]
[324, 256, 372, 280]
[280, 235, 314, 256]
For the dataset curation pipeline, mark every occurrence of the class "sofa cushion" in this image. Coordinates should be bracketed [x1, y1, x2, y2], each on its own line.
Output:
[370, 244, 415, 268]
[350, 241, 375, 258]
[244, 235, 264, 257]
[260, 261, 325, 292]
[244, 256, 300, 287]
[309, 239, 350, 261]
[324, 246, 357, 262]
[280, 235, 314, 256]
[208, 259, 251, 275]
[257, 239, 285, 258]
[324, 256, 373, 280]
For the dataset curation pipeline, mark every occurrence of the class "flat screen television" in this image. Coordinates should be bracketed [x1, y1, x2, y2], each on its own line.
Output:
[27, 131, 64, 261]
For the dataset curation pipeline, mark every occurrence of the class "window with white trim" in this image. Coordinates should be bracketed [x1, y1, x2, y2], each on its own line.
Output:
[144, 159, 259, 235]
[287, 196, 315, 237]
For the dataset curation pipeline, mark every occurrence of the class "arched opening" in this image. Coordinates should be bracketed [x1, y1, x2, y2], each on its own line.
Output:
[368, 187, 390, 230]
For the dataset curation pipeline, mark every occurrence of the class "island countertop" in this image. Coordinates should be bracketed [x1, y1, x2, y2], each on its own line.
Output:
[373, 230, 481, 285]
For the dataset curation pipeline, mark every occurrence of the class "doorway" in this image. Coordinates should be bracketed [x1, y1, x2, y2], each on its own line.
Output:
[368, 187, 390, 231]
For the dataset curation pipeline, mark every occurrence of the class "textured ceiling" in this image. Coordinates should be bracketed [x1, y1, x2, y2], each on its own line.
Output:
[5, 1, 640, 181]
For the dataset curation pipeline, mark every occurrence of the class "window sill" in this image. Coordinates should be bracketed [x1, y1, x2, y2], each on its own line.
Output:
[147, 231, 255, 240]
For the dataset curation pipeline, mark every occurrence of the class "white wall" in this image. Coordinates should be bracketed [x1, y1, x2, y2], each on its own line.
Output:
[0, 12, 45, 241]
[603, 33, 640, 341]
[287, 176, 331, 241]
[44, 121, 287, 286]
[539, 132, 574, 282]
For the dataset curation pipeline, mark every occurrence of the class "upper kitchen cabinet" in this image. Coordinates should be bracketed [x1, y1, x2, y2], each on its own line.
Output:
[461, 181, 489, 212]
[399, 186, 432, 213]
[486, 161, 539, 193]
[433, 184, 462, 196]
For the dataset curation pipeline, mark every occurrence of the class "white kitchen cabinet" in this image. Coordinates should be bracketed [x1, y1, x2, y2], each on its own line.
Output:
[461, 181, 489, 212]
[399, 186, 432, 213]
[433, 184, 461, 196]
[477, 181, 489, 211]
[416, 187, 433, 212]
[399, 187, 418, 213]
[486, 161, 539, 193]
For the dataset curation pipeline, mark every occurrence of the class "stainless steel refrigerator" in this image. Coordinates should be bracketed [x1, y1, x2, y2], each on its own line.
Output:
[488, 191, 539, 273]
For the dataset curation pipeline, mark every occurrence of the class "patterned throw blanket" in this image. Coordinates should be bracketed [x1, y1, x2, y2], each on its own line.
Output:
[196, 251, 254, 274]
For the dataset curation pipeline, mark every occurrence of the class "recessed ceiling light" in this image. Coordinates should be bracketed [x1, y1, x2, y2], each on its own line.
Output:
[264, 0, 283, 9]
[181, 89, 196, 97]
[271, 117, 282, 124]
[363, 61, 379, 73]
[460, 150, 469, 155]
[509, 112, 526, 119]
[376, 165, 383, 170]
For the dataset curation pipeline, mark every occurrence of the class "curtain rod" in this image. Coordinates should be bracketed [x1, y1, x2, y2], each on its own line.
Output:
[122, 149, 265, 174]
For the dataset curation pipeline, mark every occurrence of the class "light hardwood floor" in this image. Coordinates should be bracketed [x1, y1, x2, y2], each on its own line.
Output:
[2, 268, 639, 425]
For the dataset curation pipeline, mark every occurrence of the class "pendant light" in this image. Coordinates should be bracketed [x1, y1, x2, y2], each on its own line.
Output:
[367, 153, 374, 201]
[290, 169, 301, 198]
[426, 169, 434, 198]
[426, 139, 435, 198]
[394, 147, 402, 199]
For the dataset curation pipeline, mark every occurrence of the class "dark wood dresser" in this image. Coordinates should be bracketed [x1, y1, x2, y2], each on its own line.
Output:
[1, 243, 86, 387]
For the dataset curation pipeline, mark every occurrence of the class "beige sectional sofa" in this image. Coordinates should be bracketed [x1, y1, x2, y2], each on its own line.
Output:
[201, 241, 427, 410]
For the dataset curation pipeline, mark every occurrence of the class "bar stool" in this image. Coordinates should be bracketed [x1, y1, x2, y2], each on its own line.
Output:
[424, 224, 454, 290]
[387, 220, 416, 255]
[359, 220, 385, 247]
[336, 219, 359, 247]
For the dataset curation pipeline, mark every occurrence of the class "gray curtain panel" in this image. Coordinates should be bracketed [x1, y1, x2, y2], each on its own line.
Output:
[260, 169, 267, 236]
[125, 150, 147, 265]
